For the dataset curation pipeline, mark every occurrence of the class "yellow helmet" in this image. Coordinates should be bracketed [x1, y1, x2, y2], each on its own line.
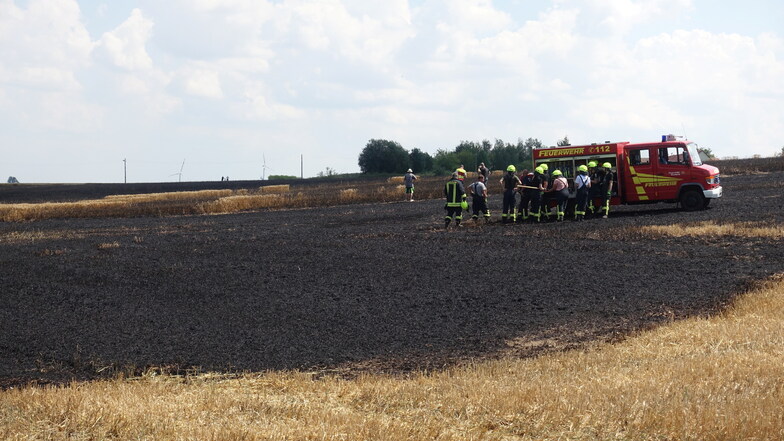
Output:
[535, 167, 544, 174]
[540, 163, 548, 170]
[552, 170, 563, 176]
[587, 161, 598, 168]
[578, 164, 588, 172]
[603, 162, 612, 169]
[507, 165, 516, 172]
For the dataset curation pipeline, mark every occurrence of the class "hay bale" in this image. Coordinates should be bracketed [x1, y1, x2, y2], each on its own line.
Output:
[259, 184, 290, 194]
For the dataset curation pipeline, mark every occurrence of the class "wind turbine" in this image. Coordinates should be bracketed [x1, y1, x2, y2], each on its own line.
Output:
[261, 154, 268, 180]
[170, 159, 185, 182]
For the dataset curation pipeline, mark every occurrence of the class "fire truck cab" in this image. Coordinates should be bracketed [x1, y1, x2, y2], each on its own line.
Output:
[533, 136, 723, 212]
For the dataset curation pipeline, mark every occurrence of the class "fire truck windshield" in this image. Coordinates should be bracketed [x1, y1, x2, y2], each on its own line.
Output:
[687, 143, 702, 166]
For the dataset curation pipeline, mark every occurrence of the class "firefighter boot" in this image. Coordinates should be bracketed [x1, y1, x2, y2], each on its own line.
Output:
[530, 211, 541, 223]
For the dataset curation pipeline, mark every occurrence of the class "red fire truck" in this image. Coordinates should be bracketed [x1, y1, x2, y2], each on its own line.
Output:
[532, 136, 723, 212]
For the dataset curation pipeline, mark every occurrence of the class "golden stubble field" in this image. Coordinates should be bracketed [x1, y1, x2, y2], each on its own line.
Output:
[0, 177, 452, 222]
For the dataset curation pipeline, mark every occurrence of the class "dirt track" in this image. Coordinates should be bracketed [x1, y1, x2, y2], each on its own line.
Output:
[1, 172, 783, 386]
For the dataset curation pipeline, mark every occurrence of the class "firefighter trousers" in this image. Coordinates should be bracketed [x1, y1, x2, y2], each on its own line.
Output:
[529, 193, 542, 222]
[518, 193, 532, 221]
[472, 196, 491, 222]
[555, 190, 569, 221]
[502, 190, 516, 223]
[445, 206, 463, 227]
[575, 187, 589, 220]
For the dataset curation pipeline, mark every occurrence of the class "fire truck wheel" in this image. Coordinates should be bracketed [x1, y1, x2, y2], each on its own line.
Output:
[680, 189, 705, 211]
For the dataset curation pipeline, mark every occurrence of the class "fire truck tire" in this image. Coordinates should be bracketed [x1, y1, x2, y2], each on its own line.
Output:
[680, 189, 705, 211]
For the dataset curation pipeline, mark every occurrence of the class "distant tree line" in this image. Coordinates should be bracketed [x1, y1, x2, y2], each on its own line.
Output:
[358, 137, 547, 175]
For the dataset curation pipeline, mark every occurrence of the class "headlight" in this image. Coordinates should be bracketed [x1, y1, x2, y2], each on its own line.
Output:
[705, 175, 721, 185]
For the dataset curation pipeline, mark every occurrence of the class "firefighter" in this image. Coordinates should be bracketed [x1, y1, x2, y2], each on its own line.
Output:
[528, 166, 545, 222]
[537, 164, 551, 221]
[539, 163, 552, 220]
[517, 170, 534, 223]
[587, 160, 601, 215]
[500, 165, 521, 224]
[444, 172, 467, 229]
[574, 164, 591, 221]
[455, 164, 467, 182]
[546, 170, 570, 221]
[468, 174, 491, 224]
[599, 162, 615, 218]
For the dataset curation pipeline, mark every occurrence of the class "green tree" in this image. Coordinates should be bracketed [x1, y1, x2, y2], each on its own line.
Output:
[432, 149, 459, 175]
[358, 139, 410, 174]
[454, 140, 491, 172]
[557, 136, 571, 146]
[697, 148, 715, 159]
[489, 139, 518, 171]
[517, 137, 542, 170]
[409, 148, 433, 173]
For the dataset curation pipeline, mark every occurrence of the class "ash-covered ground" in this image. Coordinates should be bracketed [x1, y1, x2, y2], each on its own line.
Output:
[1, 172, 782, 386]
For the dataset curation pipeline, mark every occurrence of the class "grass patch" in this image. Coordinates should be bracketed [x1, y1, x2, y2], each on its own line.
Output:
[3, 276, 784, 439]
[96, 242, 120, 250]
[640, 221, 784, 239]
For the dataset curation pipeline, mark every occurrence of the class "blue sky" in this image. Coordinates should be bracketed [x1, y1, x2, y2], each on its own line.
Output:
[2, 0, 783, 183]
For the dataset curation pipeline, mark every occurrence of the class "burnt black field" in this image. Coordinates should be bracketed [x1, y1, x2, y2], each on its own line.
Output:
[1, 172, 783, 386]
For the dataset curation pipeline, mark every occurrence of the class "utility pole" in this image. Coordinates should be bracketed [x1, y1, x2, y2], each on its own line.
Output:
[301, 154, 304, 179]
[123, 158, 127, 183]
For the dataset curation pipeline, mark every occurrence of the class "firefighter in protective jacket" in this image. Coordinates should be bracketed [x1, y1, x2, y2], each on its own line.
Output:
[500, 165, 521, 224]
[444, 172, 467, 229]
[599, 162, 614, 218]
[574, 164, 591, 221]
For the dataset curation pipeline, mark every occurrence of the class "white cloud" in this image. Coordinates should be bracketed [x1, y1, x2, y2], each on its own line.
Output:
[181, 68, 224, 99]
[442, 0, 513, 34]
[559, 26, 784, 156]
[583, 0, 695, 35]
[284, 0, 415, 66]
[0, 0, 93, 88]
[3, 0, 784, 181]
[95, 8, 154, 71]
[240, 93, 306, 121]
[0, 0, 102, 134]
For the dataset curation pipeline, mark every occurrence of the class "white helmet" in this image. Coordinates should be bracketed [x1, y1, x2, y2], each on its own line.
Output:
[407, 169, 413, 173]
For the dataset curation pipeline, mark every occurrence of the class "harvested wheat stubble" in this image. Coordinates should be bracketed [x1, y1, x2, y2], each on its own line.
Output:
[1, 172, 782, 386]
